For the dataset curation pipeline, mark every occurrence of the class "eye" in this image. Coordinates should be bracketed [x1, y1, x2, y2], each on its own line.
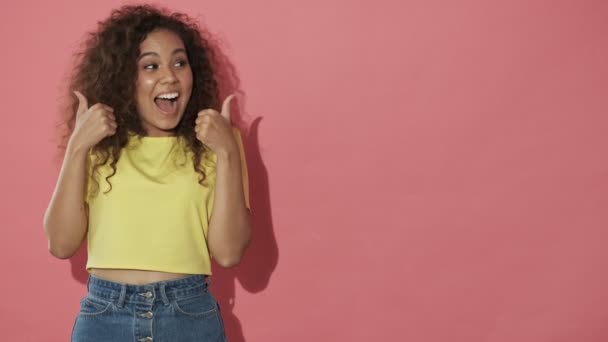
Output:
[143, 63, 159, 70]
[175, 60, 189, 67]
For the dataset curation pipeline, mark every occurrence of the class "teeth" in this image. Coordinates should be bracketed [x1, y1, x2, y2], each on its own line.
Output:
[157, 92, 179, 99]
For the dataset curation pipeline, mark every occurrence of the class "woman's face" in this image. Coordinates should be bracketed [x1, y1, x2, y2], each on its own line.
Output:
[135, 29, 193, 137]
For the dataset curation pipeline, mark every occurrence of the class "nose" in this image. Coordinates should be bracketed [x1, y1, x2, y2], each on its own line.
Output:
[160, 66, 178, 84]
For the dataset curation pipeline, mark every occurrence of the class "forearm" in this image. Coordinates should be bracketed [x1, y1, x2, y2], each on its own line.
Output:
[207, 149, 251, 267]
[43, 143, 89, 259]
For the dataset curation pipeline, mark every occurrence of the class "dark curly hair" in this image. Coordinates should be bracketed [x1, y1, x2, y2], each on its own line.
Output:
[61, 4, 220, 194]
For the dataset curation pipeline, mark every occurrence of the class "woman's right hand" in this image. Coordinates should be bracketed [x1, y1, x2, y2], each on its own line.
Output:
[68, 90, 117, 152]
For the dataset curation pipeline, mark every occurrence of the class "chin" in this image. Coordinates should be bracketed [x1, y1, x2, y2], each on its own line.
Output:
[156, 120, 181, 132]
[142, 117, 183, 136]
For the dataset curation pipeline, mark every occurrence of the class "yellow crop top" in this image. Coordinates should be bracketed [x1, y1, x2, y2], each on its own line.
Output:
[84, 127, 250, 275]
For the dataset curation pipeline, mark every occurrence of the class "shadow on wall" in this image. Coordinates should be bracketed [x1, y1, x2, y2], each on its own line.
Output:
[68, 27, 279, 342]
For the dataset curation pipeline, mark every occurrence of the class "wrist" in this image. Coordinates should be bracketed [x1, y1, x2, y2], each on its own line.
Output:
[216, 147, 238, 163]
[215, 142, 239, 162]
[66, 138, 90, 159]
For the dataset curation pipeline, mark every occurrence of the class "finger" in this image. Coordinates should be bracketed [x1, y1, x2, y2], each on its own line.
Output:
[104, 112, 116, 122]
[197, 109, 215, 117]
[89, 103, 108, 112]
[195, 122, 208, 133]
[94, 104, 114, 113]
[87, 103, 114, 113]
[101, 105, 114, 112]
[196, 131, 206, 143]
[103, 127, 113, 137]
[220, 94, 236, 123]
[196, 114, 211, 125]
[101, 115, 116, 127]
[73, 90, 89, 117]
[106, 123, 117, 135]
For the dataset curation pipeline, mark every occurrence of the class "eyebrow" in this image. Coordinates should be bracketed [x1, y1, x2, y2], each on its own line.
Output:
[137, 48, 187, 61]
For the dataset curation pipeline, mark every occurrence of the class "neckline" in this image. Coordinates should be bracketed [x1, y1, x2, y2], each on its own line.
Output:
[138, 135, 177, 140]
[126, 133, 182, 150]
[128, 132, 179, 140]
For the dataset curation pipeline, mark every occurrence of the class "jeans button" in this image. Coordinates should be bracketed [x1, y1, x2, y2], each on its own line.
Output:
[139, 291, 153, 298]
[140, 311, 153, 319]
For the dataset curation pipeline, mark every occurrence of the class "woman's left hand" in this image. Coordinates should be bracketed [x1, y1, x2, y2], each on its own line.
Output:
[195, 94, 238, 156]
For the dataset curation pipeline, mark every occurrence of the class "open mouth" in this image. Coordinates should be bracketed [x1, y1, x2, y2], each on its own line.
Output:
[154, 92, 179, 115]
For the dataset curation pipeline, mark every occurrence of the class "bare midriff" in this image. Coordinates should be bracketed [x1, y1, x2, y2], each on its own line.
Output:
[89, 268, 193, 285]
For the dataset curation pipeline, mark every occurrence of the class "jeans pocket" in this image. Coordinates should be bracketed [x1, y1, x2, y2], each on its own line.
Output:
[172, 293, 217, 318]
[79, 295, 113, 317]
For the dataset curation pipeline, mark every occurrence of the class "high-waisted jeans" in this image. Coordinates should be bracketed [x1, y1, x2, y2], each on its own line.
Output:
[71, 274, 226, 341]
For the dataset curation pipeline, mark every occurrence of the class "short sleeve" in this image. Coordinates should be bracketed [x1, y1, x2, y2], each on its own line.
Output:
[232, 127, 251, 210]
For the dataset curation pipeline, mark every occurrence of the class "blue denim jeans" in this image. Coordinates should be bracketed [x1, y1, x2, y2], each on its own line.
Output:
[71, 274, 227, 342]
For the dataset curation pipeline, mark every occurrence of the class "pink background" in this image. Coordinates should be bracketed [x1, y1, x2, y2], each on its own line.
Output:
[1, 0, 607, 341]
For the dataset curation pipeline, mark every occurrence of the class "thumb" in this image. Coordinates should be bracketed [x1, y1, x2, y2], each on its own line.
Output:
[220, 94, 236, 123]
[73, 90, 89, 117]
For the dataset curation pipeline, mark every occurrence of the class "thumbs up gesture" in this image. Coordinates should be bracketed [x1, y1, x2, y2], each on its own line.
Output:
[69, 91, 117, 151]
[195, 94, 238, 156]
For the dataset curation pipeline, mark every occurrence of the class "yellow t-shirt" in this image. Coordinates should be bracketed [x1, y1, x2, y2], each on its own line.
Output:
[85, 128, 250, 275]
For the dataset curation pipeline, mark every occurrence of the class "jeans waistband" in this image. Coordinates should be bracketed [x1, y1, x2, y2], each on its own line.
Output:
[86, 274, 209, 308]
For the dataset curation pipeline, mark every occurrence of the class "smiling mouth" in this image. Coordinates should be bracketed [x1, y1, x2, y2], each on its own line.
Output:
[154, 94, 179, 115]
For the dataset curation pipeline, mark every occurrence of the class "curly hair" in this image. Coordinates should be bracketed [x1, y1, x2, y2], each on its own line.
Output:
[61, 4, 220, 194]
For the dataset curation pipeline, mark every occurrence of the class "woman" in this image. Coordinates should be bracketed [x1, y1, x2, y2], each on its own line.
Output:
[43, 4, 251, 341]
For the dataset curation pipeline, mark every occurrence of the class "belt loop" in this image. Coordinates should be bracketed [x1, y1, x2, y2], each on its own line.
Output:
[117, 284, 127, 308]
[86, 275, 91, 292]
[159, 283, 170, 306]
